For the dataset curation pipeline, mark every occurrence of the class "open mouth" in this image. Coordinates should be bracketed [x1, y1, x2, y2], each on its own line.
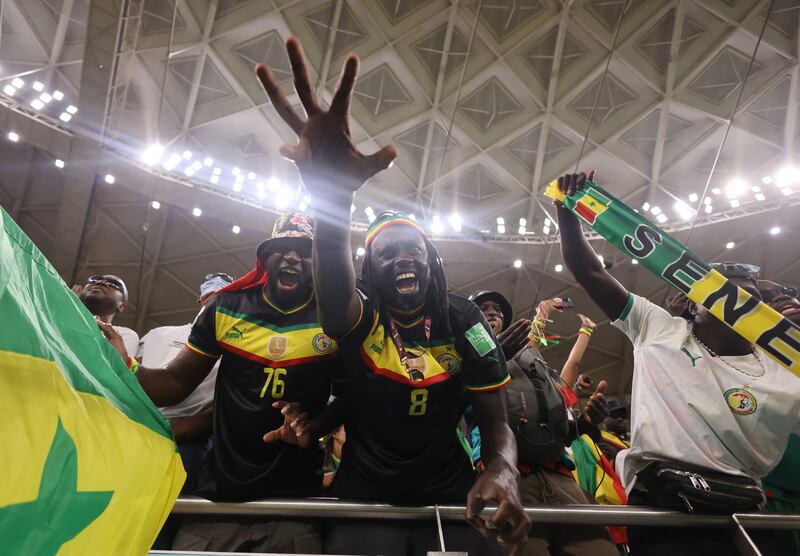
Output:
[394, 271, 418, 295]
[278, 267, 301, 287]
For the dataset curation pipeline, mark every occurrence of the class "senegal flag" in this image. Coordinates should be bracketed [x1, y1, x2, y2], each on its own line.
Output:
[573, 187, 610, 225]
[0, 206, 185, 554]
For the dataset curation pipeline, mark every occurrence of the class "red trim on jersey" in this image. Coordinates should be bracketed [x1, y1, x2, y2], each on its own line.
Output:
[359, 344, 452, 388]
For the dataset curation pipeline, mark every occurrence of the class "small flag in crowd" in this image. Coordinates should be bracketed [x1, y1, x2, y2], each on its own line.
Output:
[0, 206, 185, 554]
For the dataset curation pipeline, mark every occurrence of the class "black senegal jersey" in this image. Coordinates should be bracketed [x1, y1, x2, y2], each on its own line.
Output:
[329, 291, 509, 505]
[186, 287, 337, 501]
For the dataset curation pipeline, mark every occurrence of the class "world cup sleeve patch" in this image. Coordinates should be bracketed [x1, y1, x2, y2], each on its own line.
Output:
[465, 323, 496, 357]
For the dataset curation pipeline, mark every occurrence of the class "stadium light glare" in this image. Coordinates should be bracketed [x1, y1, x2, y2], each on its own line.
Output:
[192, 207, 202, 217]
[40, 92, 52, 103]
[30, 99, 44, 110]
[54, 159, 64, 168]
[513, 259, 523, 269]
[770, 226, 781, 235]
[232, 225, 240, 234]
[554, 264, 563, 272]
[32, 81, 44, 92]
[142, 144, 164, 165]
[267, 177, 280, 191]
[104, 174, 115, 184]
[52, 90, 64, 101]
[7, 131, 19, 142]
[431, 215, 444, 235]
[151, 201, 161, 210]
[449, 213, 463, 232]
[11, 78, 24, 88]
[59, 112, 72, 122]
[356, 247, 366, 257]
[66, 105, 78, 114]
[726, 241, 735, 249]
[209, 175, 219, 184]
[3, 85, 15, 96]
[182, 150, 192, 160]
[726, 178, 746, 199]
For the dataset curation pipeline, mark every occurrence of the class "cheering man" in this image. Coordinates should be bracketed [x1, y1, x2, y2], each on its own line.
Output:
[256, 37, 528, 555]
[554, 171, 800, 554]
[99, 213, 335, 553]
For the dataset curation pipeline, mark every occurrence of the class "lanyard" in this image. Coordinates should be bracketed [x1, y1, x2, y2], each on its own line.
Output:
[388, 315, 431, 380]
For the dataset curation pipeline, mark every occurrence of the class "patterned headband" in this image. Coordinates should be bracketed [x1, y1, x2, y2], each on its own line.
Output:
[365, 214, 425, 248]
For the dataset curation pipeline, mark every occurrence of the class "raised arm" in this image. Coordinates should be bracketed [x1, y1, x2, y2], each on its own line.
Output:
[555, 171, 629, 321]
[560, 314, 596, 389]
[255, 38, 397, 337]
[96, 320, 216, 407]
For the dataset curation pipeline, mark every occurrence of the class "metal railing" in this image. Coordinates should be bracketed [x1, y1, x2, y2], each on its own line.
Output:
[163, 496, 800, 556]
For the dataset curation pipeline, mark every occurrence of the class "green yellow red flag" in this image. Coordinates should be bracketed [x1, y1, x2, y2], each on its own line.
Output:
[0, 205, 185, 554]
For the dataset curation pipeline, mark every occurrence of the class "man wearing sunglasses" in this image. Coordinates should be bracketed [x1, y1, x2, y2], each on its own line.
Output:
[99, 213, 337, 553]
[554, 172, 800, 555]
[74, 274, 139, 357]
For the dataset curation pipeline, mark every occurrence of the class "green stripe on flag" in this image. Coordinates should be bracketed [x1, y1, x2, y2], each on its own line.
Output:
[0, 207, 173, 439]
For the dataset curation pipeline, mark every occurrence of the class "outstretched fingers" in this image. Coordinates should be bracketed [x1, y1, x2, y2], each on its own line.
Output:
[359, 144, 399, 181]
[330, 54, 359, 115]
[286, 37, 320, 117]
[256, 63, 304, 133]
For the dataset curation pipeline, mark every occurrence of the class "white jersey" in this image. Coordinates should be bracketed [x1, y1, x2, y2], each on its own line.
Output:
[137, 324, 218, 420]
[613, 293, 800, 492]
[115, 326, 140, 361]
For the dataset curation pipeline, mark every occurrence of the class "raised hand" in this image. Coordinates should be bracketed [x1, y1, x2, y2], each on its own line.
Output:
[497, 318, 532, 361]
[256, 37, 398, 194]
[95, 317, 129, 363]
[263, 400, 313, 448]
[556, 169, 595, 199]
[581, 379, 608, 426]
[577, 313, 596, 330]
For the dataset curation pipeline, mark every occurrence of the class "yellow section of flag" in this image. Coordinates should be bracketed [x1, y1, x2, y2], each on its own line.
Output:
[0, 350, 185, 555]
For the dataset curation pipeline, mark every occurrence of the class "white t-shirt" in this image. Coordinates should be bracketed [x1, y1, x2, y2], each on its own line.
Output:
[613, 293, 800, 492]
[137, 324, 218, 420]
[115, 326, 140, 360]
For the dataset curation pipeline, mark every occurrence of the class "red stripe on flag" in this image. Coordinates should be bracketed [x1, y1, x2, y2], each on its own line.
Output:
[574, 202, 597, 224]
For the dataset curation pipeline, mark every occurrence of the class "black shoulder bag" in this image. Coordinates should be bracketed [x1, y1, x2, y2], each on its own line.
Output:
[636, 460, 765, 514]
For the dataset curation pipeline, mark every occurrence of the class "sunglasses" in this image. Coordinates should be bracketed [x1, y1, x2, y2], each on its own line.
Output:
[709, 263, 760, 280]
[760, 285, 798, 302]
[87, 275, 125, 294]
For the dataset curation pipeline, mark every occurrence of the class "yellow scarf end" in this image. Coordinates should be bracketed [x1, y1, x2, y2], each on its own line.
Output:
[544, 179, 566, 202]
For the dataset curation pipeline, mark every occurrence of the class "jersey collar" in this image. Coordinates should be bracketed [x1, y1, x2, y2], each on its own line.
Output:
[261, 287, 314, 315]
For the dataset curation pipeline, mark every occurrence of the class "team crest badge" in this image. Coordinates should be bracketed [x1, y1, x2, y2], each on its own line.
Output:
[267, 336, 288, 359]
[437, 353, 461, 375]
[313, 333, 333, 354]
[724, 388, 757, 415]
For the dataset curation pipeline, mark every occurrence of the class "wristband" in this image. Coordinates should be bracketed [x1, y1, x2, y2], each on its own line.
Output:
[579, 326, 594, 336]
[128, 357, 140, 375]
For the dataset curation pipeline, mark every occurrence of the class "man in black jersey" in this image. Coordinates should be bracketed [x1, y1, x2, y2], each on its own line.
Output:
[256, 36, 529, 556]
[99, 213, 334, 553]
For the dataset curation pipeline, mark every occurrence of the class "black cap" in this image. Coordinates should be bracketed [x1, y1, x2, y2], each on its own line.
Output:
[469, 290, 513, 332]
[607, 399, 628, 418]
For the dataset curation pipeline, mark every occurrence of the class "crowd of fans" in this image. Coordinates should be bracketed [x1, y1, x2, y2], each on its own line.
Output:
[78, 37, 799, 555]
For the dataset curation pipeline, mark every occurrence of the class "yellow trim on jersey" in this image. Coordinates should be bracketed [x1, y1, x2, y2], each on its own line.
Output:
[261, 289, 314, 315]
[466, 374, 511, 392]
[185, 341, 219, 359]
[214, 310, 337, 367]
[360, 313, 462, 387]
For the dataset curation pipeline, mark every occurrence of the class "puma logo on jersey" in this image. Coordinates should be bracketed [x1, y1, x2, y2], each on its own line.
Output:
[225, 325, 246, 339]
[681, 347, 701, 367]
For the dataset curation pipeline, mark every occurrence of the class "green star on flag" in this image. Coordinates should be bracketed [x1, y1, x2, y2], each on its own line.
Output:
[0, 419, 113, 555]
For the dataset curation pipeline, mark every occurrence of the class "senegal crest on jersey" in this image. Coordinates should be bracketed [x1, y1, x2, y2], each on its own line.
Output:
[313, 333, 334, 354]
